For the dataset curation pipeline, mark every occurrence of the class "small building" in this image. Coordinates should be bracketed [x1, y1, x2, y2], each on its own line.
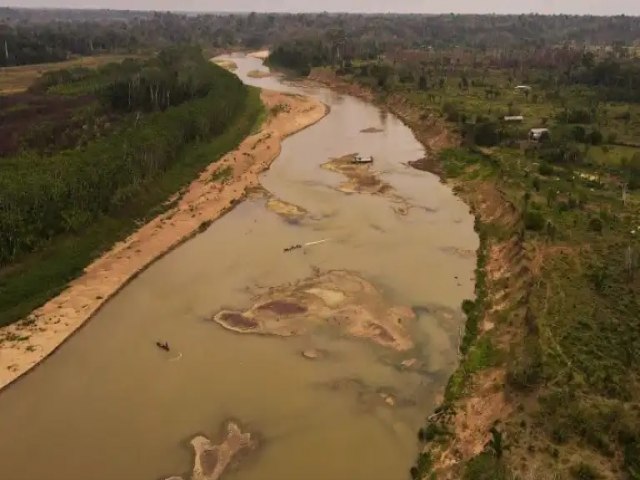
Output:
[529, 128, 550, 142]
[504, 115, 524, 122]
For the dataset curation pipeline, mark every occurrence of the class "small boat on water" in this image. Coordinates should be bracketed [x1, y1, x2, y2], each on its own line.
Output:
[353, 154, 374, 164]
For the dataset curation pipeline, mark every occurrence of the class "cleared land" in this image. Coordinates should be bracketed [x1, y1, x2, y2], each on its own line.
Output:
[0, 54, 141, 94]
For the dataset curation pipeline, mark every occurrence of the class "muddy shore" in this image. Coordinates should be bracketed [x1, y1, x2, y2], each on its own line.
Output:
[0, 88, 328, 391]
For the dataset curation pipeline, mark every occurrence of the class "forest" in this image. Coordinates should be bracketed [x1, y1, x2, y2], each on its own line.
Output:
[0, 45, 261, 326]
[2, 8, 640, 66]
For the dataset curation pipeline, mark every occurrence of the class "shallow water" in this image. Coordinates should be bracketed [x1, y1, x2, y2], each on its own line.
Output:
[0, 55, 478, 480]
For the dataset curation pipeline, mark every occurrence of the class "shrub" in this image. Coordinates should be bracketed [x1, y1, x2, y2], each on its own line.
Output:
[463, 453, 509, 480]
[507, 338, 543, 390]
[589, 129, 604, 146]
[588, 217, 603, 233]
[474, 122, 499, 147]
[624, 441, 640, 479]
[532, 177, 541, 191]
[443, 102, 462, 122]
[572, 125, 587, 143]
[524, 210, 546, 231]
[539, 162, 554, 176]
[410, 452, 433, 480]
[564, 108, 592, 124]
[570, 462, 601, 480]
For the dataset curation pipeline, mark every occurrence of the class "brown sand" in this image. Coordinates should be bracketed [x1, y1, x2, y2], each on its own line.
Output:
[321, 154, 392, 195]
[165, 421, 255, 480]
[265, 197, 307, 221]
[247, 70, 272, 78]
[0, 89, 328, 390]
[213, 270, 416, 351]
[247, 50, 270, 60]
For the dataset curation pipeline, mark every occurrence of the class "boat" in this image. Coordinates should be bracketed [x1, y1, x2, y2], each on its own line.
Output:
[353, 154, 374, 164]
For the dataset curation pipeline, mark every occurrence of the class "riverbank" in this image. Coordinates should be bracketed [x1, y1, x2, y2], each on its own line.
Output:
[306, 67, 526, 479]
[0, 88, 328, 390]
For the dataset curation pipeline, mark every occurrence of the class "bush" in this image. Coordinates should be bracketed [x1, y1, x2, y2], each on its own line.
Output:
[572, 125, 587, 143]
[562, 108, 592, 124]
[507, 338, 543, 390]
[532, 177, 541, 191]
[474, 122, 499, 147]
[524, 210, 546, 231]
[443, 102, 462, 122]
[463, 453, 509, 480]
[624, 441, 640, 479]
[589, 129, 604, 146]
[588, 217, 603, 233]
[538, 162, 554, 176]
[410, 452, 433, 480]
[570, 462, 601, 480]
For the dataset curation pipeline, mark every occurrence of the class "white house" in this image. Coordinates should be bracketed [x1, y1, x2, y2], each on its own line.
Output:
[529, 128, 550, 142]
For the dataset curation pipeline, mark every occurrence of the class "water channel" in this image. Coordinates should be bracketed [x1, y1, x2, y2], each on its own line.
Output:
[0, 54, 477, 480]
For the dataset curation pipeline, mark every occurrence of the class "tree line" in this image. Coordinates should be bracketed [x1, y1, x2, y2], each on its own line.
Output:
[2, 9, 640, 67]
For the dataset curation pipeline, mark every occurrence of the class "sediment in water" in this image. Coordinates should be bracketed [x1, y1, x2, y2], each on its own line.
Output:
[213, 270, 416, 351]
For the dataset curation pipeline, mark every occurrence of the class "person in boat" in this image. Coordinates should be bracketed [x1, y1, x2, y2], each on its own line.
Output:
[156, 341, 170, 352]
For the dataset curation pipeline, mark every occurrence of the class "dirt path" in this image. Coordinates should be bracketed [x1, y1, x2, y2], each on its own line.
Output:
[0, 89, 328, 391]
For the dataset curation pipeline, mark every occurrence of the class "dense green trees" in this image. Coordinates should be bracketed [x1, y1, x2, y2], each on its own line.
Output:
[0, 47, 249, 266]
[267, 37, 333, 75]
[3, 9, 640, 68]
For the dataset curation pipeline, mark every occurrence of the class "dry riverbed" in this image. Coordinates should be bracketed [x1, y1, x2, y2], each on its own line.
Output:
[0, 89, 328, 390]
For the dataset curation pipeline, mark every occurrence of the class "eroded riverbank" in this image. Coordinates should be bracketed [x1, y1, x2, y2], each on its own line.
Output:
[0, 54, 477, 480]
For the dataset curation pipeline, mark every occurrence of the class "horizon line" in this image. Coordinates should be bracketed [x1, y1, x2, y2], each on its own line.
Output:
[1, 5, 639, 17]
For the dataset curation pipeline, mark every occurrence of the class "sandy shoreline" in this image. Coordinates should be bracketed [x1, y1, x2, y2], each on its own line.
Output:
[0, 89, 328, 391]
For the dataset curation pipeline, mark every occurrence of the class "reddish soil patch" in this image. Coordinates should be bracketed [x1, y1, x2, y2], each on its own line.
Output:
[200, 449, 219, 476]
[257, 300, 307, 315]
[219, 313, 258, 330]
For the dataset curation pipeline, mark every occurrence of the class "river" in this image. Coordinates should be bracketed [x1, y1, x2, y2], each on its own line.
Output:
[0, 54, 477, 480]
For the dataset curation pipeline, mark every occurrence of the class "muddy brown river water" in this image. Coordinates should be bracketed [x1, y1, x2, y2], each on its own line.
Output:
[0, 55, 478, 480]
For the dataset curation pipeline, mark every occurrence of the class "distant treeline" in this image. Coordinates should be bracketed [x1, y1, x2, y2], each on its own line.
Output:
[2, 10, 640, 66]
[0, 46, 248, 265]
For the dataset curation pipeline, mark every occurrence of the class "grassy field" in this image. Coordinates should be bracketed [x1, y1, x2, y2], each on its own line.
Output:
[0, 87, 264, 327]
[0, 54, 143, 94]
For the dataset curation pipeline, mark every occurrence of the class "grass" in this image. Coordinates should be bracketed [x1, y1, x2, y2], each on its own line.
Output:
[0, 87, 264, 327]
[211, 165, 233, 183]
[0, 53, 144, 94]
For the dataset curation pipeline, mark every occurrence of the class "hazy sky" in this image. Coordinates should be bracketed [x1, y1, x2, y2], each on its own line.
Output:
[3, 0, 640, 15]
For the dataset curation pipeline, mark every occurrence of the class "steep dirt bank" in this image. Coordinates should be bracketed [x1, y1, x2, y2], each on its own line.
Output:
[308, 68, 530, 478]
[0, 89, 328, 391]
